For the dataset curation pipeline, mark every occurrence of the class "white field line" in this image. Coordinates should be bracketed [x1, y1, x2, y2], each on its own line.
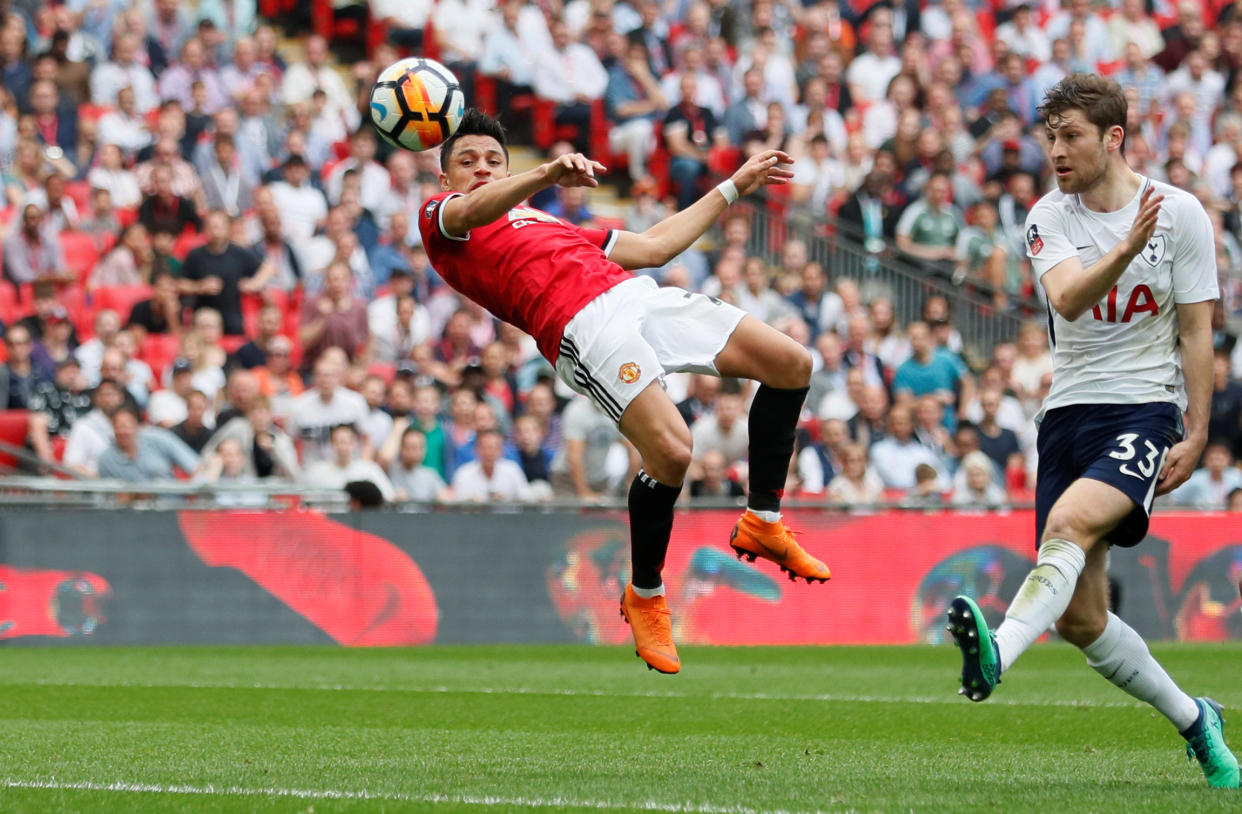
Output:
[0, 778, 830, 813]
[16, 679, 1147, 708]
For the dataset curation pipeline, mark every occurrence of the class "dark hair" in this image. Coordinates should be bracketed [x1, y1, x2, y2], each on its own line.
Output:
[439, 108, 509, 172]
[1039, 73, 1127, 145]
[330, 422, 359, 438]
[401, 426, 427, 443]
[344, 480, 385, 508]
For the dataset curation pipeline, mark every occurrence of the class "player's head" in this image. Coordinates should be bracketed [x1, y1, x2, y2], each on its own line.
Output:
[439, 108, 510, 193]
[1039, 73, 1127, 193]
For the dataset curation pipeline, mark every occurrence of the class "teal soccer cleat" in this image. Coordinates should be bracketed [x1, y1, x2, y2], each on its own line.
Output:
[1185, 698, 1241, 788]
[946, 596, 1001, 702]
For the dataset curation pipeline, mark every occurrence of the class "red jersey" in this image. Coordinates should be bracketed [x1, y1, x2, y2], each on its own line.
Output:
[418, 192, 632, 361]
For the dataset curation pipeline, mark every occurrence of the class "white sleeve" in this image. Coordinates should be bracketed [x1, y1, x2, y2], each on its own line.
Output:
[1172, 196, 1220, 303]
[1025, 201, 1078, 279]
[894, 201, 920, 238]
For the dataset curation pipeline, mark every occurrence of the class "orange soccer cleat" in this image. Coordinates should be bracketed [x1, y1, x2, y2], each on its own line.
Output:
[619, 584, 680, 674]
[729, 512, 832, 584]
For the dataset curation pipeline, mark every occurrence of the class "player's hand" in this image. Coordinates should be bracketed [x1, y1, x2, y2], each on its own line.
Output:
[547, 153, 607, 188]
[1123, 186, 1163, 258]
[732, 149, 795, 198]
[1155, 436, 1204, 496]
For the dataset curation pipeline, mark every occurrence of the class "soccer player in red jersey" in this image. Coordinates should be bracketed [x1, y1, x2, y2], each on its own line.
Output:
[418, 109, 831, 674]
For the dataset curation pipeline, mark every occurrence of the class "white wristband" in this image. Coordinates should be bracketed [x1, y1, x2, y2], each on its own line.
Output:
[716, 179, 739, 205]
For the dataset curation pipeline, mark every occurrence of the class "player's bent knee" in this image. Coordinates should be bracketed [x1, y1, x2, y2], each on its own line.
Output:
[644, 430, 692, 484]
[1042, 508, 1099, 550]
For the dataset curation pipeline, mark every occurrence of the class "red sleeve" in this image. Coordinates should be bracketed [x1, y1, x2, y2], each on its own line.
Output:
[418, 191, 467, 249]
[576, 225, 620, 258]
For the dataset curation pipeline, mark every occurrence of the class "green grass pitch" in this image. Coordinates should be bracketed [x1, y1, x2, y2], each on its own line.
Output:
[1, 643, 1239, 813]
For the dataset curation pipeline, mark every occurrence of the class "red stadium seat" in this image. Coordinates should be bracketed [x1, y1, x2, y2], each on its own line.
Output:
[366, 362, 396, 384]
[64, 180, 92, 213]
[172, 230, 207, 260]
[116, 207, 138, 227]
[94, 285, 152, 322]
[0, 409, 29, 470]
[0, 279, 17, 325]
[140, 332, 182, 378]
[60, 231, 101, 284]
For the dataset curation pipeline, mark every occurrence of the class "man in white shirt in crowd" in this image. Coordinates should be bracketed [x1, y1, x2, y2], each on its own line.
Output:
[868, 403, 949, 490]
[532, 18, 608, 154]
[451, 428, 531, 502]
[301, 422, 395, 501]
[285, 350, 370, 464]
[269, 153, 328, 248]
[90, 34, 159, 112]
[279, 35, 358, 129]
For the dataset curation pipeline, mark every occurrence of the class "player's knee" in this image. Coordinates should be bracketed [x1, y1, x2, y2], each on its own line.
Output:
[765, 345, 812, 389]
[788, 346, 813, 387]
[646, 429, 692, 483]
[1042, 507, 1097, 549]
[1055, 613, 1106, 649]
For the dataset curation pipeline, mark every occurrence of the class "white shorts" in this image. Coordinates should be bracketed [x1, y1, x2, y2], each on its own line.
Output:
[555, 276, 747, 423]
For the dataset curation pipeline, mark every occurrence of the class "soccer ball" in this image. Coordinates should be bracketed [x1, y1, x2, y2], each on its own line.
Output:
[369, 57, 466, 152]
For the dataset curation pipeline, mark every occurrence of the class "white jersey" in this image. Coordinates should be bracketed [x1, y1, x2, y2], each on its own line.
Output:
[1025, 177, 1218, 415]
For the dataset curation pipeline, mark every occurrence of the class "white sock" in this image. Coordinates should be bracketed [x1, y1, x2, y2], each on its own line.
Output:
[631, 583, 665, 599]
[994, 538, 1086, 673]
[747, 508, 781, 523]
[1083, 612, 1200, 732]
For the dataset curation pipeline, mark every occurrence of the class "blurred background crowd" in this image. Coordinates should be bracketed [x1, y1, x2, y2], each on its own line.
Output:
[0, 0, 1241, 510]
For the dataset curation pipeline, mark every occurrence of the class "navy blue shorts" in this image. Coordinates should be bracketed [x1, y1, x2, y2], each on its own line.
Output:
[1035, 402, 1183, 550]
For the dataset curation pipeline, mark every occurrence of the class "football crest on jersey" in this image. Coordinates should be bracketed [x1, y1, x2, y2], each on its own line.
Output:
[1026, 224, 1043, 255]
[618, 362, 641, 384]
[1140, 234, 1167, 267]
[423, 198, 439, 219]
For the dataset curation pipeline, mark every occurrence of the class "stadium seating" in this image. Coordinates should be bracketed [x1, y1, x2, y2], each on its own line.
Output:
[60, 231, 102, 285]
[94, 285, 152, 323]
[139, 332, 182, 378]
[0, 409, 29, 470]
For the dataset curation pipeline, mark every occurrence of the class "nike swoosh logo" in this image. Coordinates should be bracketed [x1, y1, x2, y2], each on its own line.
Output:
[1075, 245, 1092, 250]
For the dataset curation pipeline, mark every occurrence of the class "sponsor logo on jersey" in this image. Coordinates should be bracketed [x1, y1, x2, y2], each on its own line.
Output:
[618, 362, 641, 384]
[1141, 234, 1167, 267]
[508, 207, 563, 226]
[423, 198, 439, 219]
[1026, 224, 1043, 256]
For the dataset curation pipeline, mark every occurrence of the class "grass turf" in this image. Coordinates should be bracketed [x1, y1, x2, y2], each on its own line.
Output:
[0, 643, 1239, 813]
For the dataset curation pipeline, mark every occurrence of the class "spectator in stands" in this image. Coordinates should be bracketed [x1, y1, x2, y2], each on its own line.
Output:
[663, 71, 728, 211]
[950, 449, 1009, 508]
[3, 201, 70, 285]
[511, 413, 552, 493]
[1166, 441, 1242, 508]
[138, 164, 201, 235]
[170, 388, 213, 453]
[279, 35, 356, 128]
[301, 422, 394, 499]
[0, 323, 52, 409]
[172, 328, 225, 402]
[795, 416, 847, 494]
[893, 320, 964, 415]
[29, 78, 76, 157]
[252, 334, 302, 416]
[146, 356, 197, 428]
[97, 405, 200, 480]
[229, 304, 280, 370]
[849, 382, 890, 448]
[79, 188, 121, 250]
[62, 377, 128, 476]
[894, 171, 963, 276]
[286, 350, 369, 465]
[837, 164, 904, 253]
[784, 255, 842, 342]
[217, 35, 265, 99]
[451, 427, 530, 502]
[251, 207, 301, 292]
[826, 441, 885, 506]
[299, 261, 369, 370]
[357, 373, 393, 453]
[388, 425, 450, 502]
[690, 380, 749, 469]
[549, 394, 631, 499]
[370, 275, 430, 366]
[530, 18, 608, 157]
[869, 403, 949, 491]
[214, 368, 261, 427]
[441, 384, 478, 476]
[25, 355, 91, 465]
[158, 37, 226, 114]
[302, 204, 373, 295]
[199, 133, 253, 217]
[96, 86, 153, 158]
[973, 385, 1023, 473]
[91, 34, 158, 112]
[101, 332, 155, 409]
[845, 10, 900, 106]
[126, 270, 184, 344]
[146, 0, 194, 66]
[88, 223, 153, 291]
[181, 210, 271, 335]
[325, 126, 390, 213]
[371, 0, 434, 50]
[87, 144, 142, 210]
[30, 304, 74, 367]
[604, 38, 666, 185]
[24, 172, 77, 235]
[202, 393, 299, 480]
[689, 447, 746, 499]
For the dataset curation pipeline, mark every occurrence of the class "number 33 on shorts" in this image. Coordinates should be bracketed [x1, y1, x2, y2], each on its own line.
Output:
[1108, 432, 1165, 481]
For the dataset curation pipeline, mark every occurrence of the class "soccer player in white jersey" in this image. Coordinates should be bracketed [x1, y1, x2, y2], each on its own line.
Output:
[945, 73, 1239, 788]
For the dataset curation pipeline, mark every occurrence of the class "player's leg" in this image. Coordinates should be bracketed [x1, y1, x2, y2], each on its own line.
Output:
[948, 478, 1129, 701]
[712, 316, 831, 582]
[614, 380, 692, 674]
[1063, 547, 1241, 787]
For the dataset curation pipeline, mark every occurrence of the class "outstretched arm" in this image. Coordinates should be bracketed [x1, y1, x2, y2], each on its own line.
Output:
[440, 153, 607, 237]
[608, 150, 795, 271]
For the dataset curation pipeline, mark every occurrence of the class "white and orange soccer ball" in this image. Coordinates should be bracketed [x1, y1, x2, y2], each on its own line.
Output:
[369, 57, 466, 152]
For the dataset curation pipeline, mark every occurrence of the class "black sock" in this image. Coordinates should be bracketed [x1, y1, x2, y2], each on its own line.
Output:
[628, 469, 680, 590]
[746, 384, 808, 513]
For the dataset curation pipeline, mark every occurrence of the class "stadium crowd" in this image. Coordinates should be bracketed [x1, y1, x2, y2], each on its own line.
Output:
[0, 0, 1241, 509]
